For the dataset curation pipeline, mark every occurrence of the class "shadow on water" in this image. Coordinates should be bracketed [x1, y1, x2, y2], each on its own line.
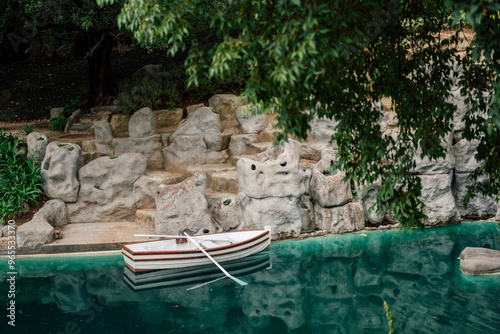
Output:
[1, 222, 500, 333]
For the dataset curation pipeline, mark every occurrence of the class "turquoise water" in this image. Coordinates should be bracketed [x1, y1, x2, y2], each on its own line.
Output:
[1, 222, 500, 333]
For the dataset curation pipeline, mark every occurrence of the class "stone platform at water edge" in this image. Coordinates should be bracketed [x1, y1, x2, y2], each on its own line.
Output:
[459, 247, 500, 275]
[4, 222, 154, 254]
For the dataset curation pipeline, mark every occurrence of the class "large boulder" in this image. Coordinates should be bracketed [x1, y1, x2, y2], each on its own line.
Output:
[419, 173, 460, 225]
[41, 142, 83, 203]
[208, 94, 244, 121]
[26, 132, 48, 161]
[239, 195, 302, 239]
[164, 135, 229, 168]
[113, 135, 164, 169]
[169, 107, 222, 141]
[155, 108, 183, 127]
[206, 192, 243, 231]
[314, 201, 365, 233]
[459, 247, 500, 275]
[453, 139, 481, 173]
[132, 172, 184, 209]
[452, 173, 497, 217]
[237, 140, 309, 199]
[67, 153, 147, 223]
[412, 132, 455, 175]
[16, 218, 54, 251]
[94, 120, 114, 155]
[129, 107, 156, 138]
[155, 174, 215, 235]
[309, 115, 339, 143]
[32, 199, 68, 228]
[310, 150, 353, 208]
[449, 89, 489, 132]
[357, 179, 385, 225]
[235, 105, 272, 134]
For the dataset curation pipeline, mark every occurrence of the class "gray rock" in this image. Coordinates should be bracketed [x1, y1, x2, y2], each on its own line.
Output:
[41, 142, 83, 203]
[81, 140, 96, 153]
[379, 111, 398, 133]
[449, 89, 489, 132]
[129, 107, 156, 138]
[300, 195, 315, 232]
[419, 173, 460, 225]
[228, 134, 261, 157]
[358, 179, 385, 224]
[170, 107, 222, 141]
[94, 120, 114, 155]
[64, 109, 81, 133]
[110, 114, 130, 133]
[164, 135, 228, 168]
[314, 201, 365, 233]
[235, 105, 271, 134]
[50, 107, 64, 119]
[309, 115, 339, 143]
[310, 150, 353, 208]
[113, 135, 164, 169]
[16, 218, 54, 251]
[186, 103, 205, 115]
[412, 132, 455, 175]
[67, 153, 147, 223]
[452, 173, 497, 217]
[497, 203, 500, 221]
[26, 132, 48, 161]
[155, 108, 183, 127]
[208, 94, 243, 121]
[453, 139, 481, 173]
[133, 172, 184, 209]
[203, 133, 231, 152]
[240, 195, 302, 239]
[207, 192, 243, 231]
[2, 224, 13, 238]
[32, 199, 68, 228]
[459, 247, 500, 275]
[155, 174, 215, 235]
[237, 139, 309, 199]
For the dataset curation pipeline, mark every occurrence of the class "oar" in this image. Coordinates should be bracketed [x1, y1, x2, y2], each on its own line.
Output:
[183, 232, 247, 287]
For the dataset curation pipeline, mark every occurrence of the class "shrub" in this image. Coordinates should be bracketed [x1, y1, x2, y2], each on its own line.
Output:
[63, 90, 89, 117]
[0, 130, 43, 224]
[49, 114, 68, 131]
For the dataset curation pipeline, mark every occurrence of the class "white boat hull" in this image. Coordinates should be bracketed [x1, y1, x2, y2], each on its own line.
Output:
[122, 229, 271, 272]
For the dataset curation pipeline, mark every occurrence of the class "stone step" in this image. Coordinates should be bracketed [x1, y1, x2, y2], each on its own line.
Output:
[230, 154, 255, 165]
[207, 170, 241, 194]
[91, 105, 118, 113]
[144, 170, 185, 185]
[135, 209, 156, 230]
[186, 163, 236, 176]
[39, 221, 154, 254]
[69, 123, 94, 134]
[79, 113, 103, 125]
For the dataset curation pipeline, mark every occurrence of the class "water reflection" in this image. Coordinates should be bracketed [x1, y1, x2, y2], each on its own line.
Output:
[3, 222, 500, 333]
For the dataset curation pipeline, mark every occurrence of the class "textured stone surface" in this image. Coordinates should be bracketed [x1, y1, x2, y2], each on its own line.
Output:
[67, 153, 147, 223]
[110, 114, 130, 133]
[237, 139, 309, 199]
[186, 103, 205, 115]
[207, 192, 242, 231]
[113, 135, 164, 169]
[309, 115, 339, 143]
[449, 89, 489, 132]
[94, 120, 114, 155]
[412, 132, 455, 175]
[50, 107, 64, 118]
[235, 105, 271, 134]
[164, 135, 228, 168]
[27, 132, 48, 161]
[300, 195, 315, 232]
[129, 107, 156, 138]
[155, 174, 215, 235]
[41, 142, 83, 203]
[358, 180, 384, 225]
[156, 108, 183, 127]
[208, 94, 243, 121]
[133, 171, 184, 209]
[228, 134, 262, 157]
[419, 174, 460, 225]
[170, 107, 222, 141]
[16, 218, 54, 251]
[310, 150, 353, 208]
[64, 109, 81, 132]
[240, 195, 302, 239]
[453, 139, 481, 173]
[314, 201, 365, 233]
[32, 199, 68, 228]
[81, 140, 95, 153]
[459, 247, 500, 275]
[379, 111, 398, 133]
[452, 173, 497, 217]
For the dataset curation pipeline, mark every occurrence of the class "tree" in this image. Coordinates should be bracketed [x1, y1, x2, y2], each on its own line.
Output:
[0, 0, 125, 112]
[98, 0, 500, 230]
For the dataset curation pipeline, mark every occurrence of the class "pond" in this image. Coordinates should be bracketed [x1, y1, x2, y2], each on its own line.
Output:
[1, 221, 500, 333]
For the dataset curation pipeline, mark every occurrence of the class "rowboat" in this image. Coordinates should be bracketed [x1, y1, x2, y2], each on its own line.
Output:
[123, 251, 271, 291]
[122, 227, 271, 272]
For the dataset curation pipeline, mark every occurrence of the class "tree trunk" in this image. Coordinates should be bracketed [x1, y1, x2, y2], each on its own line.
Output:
[84, 31, 118, 112]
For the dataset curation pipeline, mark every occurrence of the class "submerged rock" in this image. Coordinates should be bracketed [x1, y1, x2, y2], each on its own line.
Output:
[459, 247, 500, 275]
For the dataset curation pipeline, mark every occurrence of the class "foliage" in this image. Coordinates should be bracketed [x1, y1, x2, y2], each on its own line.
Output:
[14, 124, 35, 143]
[0, 130, 43, 224]
[63, 90, 89, 117]
[49, 114, 68, 131]
[117, 60, 248, 114]
[98, 0, 500, 231]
